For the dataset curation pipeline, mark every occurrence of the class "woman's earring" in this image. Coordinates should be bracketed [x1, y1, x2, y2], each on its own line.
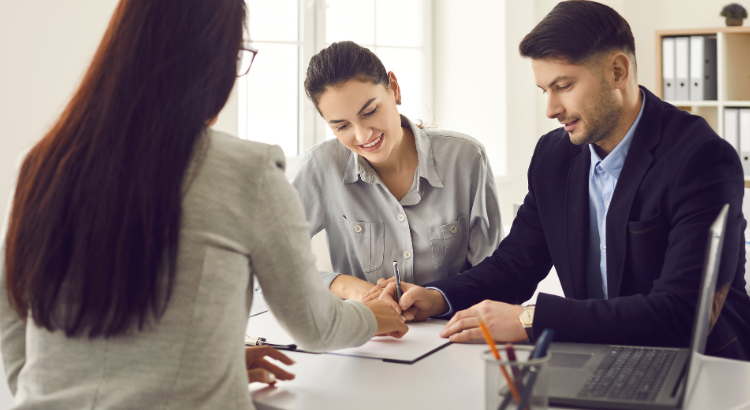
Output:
[397, 100, 402, 105]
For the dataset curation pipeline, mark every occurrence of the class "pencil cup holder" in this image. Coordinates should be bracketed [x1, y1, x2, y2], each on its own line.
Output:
[483, 346, 551, 410]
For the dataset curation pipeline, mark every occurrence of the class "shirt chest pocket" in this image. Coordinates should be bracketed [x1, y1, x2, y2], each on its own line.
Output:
[429, 215, 468, 270]
[339, 216, 385, 273]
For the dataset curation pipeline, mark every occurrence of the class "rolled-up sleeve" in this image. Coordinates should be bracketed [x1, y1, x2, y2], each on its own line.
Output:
[467, 147, 503, 266]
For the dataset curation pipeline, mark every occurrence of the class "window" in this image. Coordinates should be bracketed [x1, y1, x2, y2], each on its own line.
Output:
[323, 0, 430, 140]
[239, 0, 432, 169]
[239, 0, 302, 157]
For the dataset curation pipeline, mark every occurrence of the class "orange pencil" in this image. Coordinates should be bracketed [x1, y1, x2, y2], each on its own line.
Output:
[476, 313, 520, 404]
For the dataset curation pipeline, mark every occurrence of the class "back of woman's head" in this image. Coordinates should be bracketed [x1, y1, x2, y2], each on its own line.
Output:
[4, 0, 246, 338]
[304, 41, 389, 113]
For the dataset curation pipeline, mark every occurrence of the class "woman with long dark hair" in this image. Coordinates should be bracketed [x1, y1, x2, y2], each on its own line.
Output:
[0, 1, 406, 408]
[294, 41, 503, 303]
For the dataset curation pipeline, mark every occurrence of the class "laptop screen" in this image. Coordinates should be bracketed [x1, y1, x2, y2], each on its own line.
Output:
[682, 203, 729, 405]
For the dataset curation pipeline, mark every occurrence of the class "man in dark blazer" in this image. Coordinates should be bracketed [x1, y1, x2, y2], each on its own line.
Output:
[376, 1, 750, 360]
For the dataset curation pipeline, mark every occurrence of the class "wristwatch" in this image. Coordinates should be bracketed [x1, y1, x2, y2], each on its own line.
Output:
[519, 305, 535, 341]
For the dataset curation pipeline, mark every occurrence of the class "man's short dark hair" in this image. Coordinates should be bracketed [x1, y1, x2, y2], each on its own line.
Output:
[519, 1, 636, 69]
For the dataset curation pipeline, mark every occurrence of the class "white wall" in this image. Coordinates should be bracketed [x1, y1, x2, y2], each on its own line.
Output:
[0, 1, 239, 230]
[432, 0, 508, 176]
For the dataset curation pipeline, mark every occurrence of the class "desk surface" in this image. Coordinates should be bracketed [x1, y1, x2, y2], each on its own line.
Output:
[247, 297, 750, 410]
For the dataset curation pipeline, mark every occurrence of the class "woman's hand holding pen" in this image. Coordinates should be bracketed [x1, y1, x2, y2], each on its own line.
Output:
[364, 300, 409, 338]
[245, 346, 296, 386]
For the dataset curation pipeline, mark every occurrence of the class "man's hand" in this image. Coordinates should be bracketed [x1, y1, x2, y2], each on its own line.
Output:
[360, 277, 396, 302]
[378, 281, 449, 322]
[439, 300, 527, 343]
[245, 346, 296, 386]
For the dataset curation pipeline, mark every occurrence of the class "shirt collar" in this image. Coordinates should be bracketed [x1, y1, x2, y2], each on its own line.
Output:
[589, 89, 646, 179]
[343, 115, 444, 188]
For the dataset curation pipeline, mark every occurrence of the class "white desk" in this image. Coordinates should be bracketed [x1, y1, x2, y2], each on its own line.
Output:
[247, 307, 750, 410]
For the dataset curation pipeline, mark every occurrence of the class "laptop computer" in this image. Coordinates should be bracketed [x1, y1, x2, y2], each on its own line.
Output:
[547, 203, 730, 410]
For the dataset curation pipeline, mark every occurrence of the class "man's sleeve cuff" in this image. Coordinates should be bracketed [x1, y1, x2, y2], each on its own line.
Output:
[425, 287, 455, 318]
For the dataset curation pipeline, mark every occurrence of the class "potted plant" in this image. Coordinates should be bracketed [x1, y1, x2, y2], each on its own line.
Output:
[721, 3, 748, 26]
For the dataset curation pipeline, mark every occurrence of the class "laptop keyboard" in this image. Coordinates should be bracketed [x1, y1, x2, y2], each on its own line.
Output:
[577, 347, 679, 402]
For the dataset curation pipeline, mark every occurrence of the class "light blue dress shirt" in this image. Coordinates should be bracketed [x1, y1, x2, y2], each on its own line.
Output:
[586, 91, 645, 299]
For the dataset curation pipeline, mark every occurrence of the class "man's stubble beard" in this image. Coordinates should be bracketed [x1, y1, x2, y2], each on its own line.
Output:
[568, 79, 623, 147]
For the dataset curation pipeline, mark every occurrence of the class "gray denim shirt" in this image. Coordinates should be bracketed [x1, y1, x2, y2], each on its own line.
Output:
[292, 116, 503, 288]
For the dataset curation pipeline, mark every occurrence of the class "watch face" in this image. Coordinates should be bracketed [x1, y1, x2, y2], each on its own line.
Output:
[520, 308, 534, 326]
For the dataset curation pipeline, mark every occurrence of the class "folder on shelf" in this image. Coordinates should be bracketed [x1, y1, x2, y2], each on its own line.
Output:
[690, 36, 717, 101]
[675, 37, 690, 101]
[740, 109, 750, 176]
[662, 37, 676, 101]
[726, 108, 743, 173]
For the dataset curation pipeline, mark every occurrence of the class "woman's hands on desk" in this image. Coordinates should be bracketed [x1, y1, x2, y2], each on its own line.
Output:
[330, 274, 379, 300]
[245, 346, 296, 386]
[360, 277, 396, 301]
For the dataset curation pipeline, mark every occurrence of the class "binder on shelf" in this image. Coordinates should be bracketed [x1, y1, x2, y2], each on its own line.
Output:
[675, 37, 690, 101]
[740, 109, 750, 176]
[689, 36, 717, 101]
[662, 37, 676, 101]
[725, 108, 739, 151]
[725, 108, 741, 170]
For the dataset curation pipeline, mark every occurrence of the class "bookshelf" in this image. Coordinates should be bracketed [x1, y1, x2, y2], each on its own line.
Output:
[655, 26, 750, 187]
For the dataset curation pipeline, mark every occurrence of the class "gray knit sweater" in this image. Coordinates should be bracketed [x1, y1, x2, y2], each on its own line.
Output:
[0, 129, 377, 409]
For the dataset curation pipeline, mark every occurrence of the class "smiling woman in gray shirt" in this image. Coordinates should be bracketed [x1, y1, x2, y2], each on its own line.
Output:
[294, 41, 503, 300]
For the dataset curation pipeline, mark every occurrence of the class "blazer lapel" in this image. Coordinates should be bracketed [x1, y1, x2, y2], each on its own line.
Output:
[565, 146, 590, 299]
[606, 87, 663, 298]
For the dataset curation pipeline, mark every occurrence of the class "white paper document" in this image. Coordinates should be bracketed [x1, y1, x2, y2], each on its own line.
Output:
[246, 311, 450, 364]
[327, 319, 450, 363]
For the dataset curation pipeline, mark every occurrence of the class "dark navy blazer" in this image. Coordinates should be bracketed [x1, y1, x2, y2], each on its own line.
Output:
[426, 87, 750, 360]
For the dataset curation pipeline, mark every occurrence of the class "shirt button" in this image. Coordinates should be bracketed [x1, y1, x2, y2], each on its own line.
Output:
[403, 251, 412, 259]
[602, 245, 606, 252]
[450, 226, 457, 234]
[354, 225, 362, 233]
[397, 213, 405, 222]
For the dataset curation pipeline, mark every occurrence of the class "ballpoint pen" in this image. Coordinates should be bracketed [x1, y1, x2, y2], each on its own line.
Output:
[392, 261, 403, 303]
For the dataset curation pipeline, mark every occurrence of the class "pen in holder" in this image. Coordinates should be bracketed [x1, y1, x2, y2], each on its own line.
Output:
[483, 345, 551, 410]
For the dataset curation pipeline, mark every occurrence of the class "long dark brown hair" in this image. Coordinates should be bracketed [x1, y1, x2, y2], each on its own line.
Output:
[304, 41, 390, 114]
[4, 0, 246, 337]
[304, 41, 427, 128]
